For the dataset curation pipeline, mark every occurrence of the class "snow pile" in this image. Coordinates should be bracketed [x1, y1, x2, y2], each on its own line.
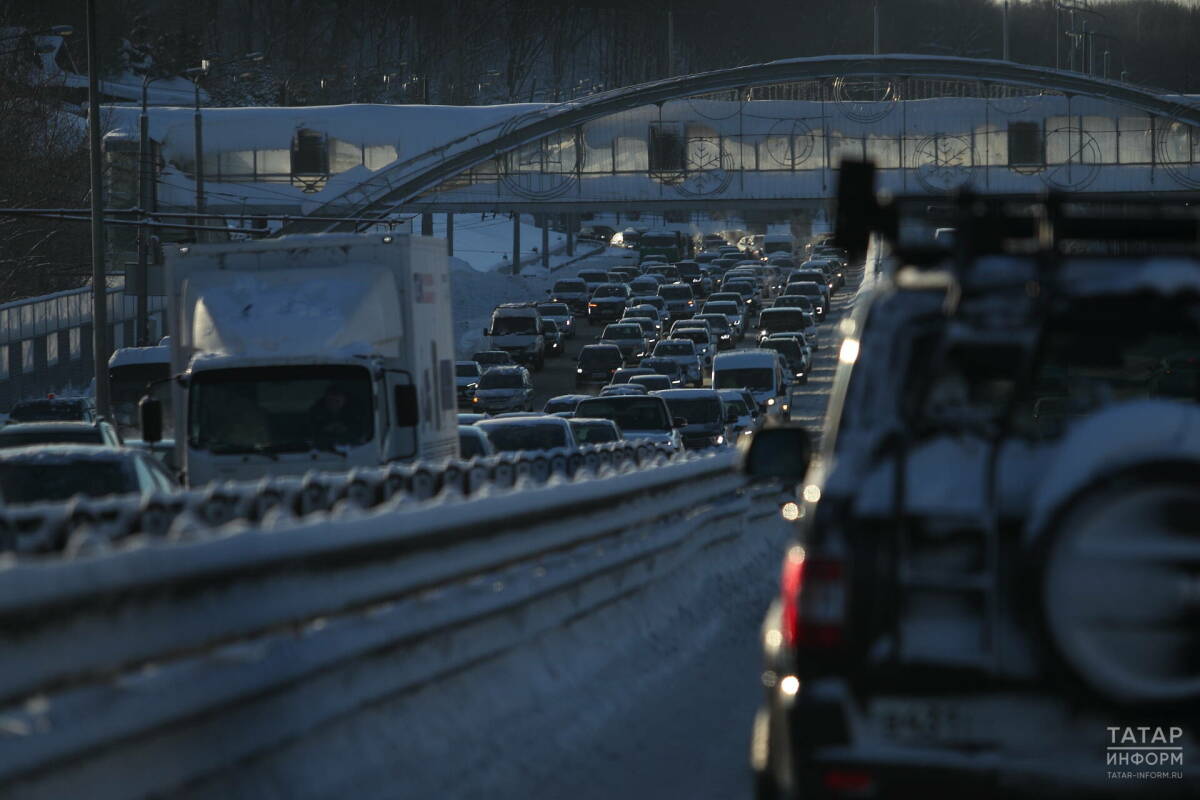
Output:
[449, 258, 550, 358]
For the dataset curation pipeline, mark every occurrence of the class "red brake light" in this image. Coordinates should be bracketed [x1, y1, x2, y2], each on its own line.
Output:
[821, 769, 875, 795]
[779, 546, 844, 649]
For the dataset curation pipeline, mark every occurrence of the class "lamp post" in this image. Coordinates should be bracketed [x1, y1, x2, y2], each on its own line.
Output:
[184, 52, 263, 234]
[135, 74, 164, 346]
[85, 0, 110, 418]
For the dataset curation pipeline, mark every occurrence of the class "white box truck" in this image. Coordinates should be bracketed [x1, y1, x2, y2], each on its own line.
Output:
[144, 233, 458, 486]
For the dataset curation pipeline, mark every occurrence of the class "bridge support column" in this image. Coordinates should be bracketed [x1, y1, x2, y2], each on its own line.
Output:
[446, 213, 454, 257]
[512, 214, 521, 276]
[421, 213, 433, 237]
[566, 214, 574, 257]
[541, 215, 550, 269]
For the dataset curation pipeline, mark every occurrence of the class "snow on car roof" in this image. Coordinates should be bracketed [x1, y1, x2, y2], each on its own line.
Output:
[108, 345, 170, 368]
[0, 444, 129, 463]
[0, 422, 98, 433]
[714, 349, 780, 367]
[652, 388, 721, 399]
[476, 416, 569, 429]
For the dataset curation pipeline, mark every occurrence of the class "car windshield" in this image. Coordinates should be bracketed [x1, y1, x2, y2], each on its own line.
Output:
[659, 286, 692, 299]
[188, 365, 374, 454]
[9, 401, 87, 422]
[774, 296, 814, 310]
[641, 359, 679, 375]
[578, 271, 607, 283]
[478, 422, 568, 452]
[715, 367, 774, 390]
[570, 421, 620, 444]
[552, 281, 584, 293]
[722, 397, 750, 417]
[0, 458, 135, 504]
[544, 398, 581, 413]
[709, 294, 740, 304]
[789, 282, 822, 296]
[674, 330, 708, 345]
[761, 310, 810, 332]
[706, 303, 738, 315]
[538, 304, 569, 316]
[593, 286, 627, 298]
[576, 398, 671, 431]
[479, 372, 524, 389]
[474, 352, 510, 365]
[0, 429, 103, 448]
[456, 364, 480, 377]
[491, 316, 538, 335]
[580, 348, 622, 368]
[655, 343, 694, 356]
[763, 340, 803, 360]
[630, 375, 672, 390]
[661, 397, 721, 425]
[604, 325, 642, 338]
[696, 315, 730, 332]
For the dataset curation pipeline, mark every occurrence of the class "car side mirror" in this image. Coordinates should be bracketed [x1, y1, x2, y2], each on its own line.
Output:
[139, 394, 163, 444]
[672, 416, 688, 428]
[741, 423, 813, 484]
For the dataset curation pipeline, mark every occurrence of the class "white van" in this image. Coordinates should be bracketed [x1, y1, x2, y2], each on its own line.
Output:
[711, 349, 788, 417]
[486, 304, 545, 371]
[761, 233, 796, 260]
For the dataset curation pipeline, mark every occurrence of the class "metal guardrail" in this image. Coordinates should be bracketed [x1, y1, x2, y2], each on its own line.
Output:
[0, 446, 762, 799]
[0, 440, 680, 557]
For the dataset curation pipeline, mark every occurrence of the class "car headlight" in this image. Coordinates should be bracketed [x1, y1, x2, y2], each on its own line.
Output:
[766, 397, 776, 406]
[576, 368, 583, 373]
[720, 334, 730, 340]
[715, 435, 724, 445]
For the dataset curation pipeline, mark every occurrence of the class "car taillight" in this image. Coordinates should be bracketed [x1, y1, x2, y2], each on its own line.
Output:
[589, 302, 598, 308]
[779, 546, 844, 649]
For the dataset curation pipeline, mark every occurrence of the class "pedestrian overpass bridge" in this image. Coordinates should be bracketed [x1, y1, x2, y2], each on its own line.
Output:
[103, 54, 1200, 234]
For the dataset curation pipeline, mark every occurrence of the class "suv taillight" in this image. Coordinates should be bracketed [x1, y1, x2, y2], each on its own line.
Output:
[780, 546, 845, 649]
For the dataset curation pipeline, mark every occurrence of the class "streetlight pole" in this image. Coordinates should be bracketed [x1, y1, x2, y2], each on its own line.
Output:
[85, 0, 110, 417]
[185, 64, 209, 232]
[1003, 0, 1010, 61]
[136, 76, 159, 346]
[873, 1, 880, 56]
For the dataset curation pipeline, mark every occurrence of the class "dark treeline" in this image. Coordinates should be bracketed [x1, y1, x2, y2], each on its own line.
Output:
[4, 1, 1200, 106]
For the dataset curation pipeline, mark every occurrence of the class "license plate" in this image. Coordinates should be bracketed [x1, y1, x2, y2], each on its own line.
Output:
[871, 699, 974, 745]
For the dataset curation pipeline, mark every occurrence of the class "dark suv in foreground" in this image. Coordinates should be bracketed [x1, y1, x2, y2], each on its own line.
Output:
[745, 175, 1200, 800]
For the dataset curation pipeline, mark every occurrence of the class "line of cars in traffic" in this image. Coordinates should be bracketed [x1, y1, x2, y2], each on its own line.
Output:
[0, 395, 179, 508]
[456, 238, 852, 460]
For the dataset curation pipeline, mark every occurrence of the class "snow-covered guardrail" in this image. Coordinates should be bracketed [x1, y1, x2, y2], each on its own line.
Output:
[0, 440, 679, 556]
[0, 447, 772, 800]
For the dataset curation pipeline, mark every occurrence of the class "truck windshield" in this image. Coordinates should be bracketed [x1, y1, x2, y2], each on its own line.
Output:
[576, 398, 671, 431]
[491, 316, 538, 335]
[188, 365, 374, 454]
[715, 368, 774, 390]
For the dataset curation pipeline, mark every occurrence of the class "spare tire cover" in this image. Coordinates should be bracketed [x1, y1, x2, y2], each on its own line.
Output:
[1032, 399, 1200, 704]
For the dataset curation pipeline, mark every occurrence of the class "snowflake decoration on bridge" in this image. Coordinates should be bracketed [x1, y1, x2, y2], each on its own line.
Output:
[914, 134, 975, 193]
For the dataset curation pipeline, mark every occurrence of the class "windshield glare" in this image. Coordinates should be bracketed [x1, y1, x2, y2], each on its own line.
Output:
[189, 365, 374, 454]
[576, 398, 671, 431]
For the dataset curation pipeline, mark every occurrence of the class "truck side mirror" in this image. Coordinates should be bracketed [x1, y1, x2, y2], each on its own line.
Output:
[740, 423, 813, 484]
[139, 395, 163, 444]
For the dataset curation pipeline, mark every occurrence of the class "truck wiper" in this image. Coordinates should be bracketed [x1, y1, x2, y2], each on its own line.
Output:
[307, 441, 349, 459]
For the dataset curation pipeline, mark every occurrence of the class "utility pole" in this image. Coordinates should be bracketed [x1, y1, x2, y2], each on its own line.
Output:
[512, 214, 521, 276]
[1003, 0, 1010, 61]
[137, 78, 154, 346]
[667, 7, 675, 77]
[86, 0, 110, 418]
[873, 1, 880, 55]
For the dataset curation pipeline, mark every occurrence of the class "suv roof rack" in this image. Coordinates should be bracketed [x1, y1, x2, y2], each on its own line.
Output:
[834, 159, 1200, 272]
